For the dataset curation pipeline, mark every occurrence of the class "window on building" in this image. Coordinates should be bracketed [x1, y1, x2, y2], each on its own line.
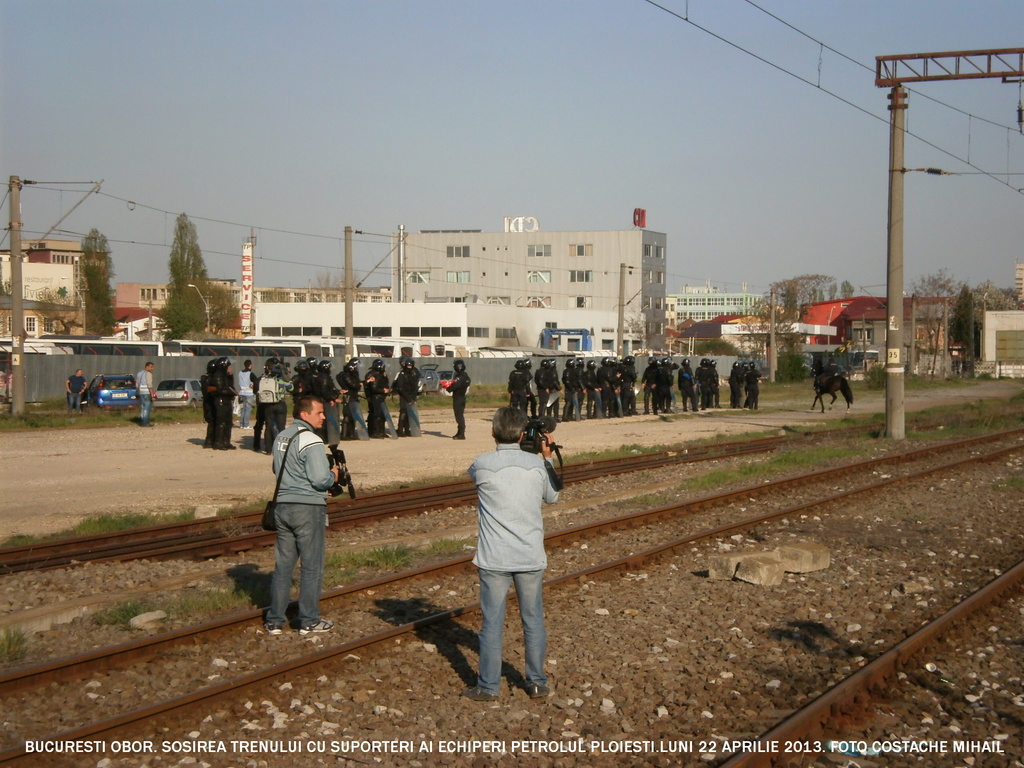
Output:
[487, 296, 511, 305]
[569, 270, 593, 283]
[527, 270, 551, 283]
[526, 296, 552, 308]
[441, 327, 461, 337]
[576, 296, 592, 308]
[569, 243, 592, 257]
[407, 271, 429, 283]
[467, 327, 489, 338]
[447, 245, 470, 258]
[495, 328, 517, 339]
[421, 326, 441, 336]
[446, 271, 470, 283]
[527, 244, 551, 258]
[43, 318, 57, 333]
[644, 244, 653, 258]
[25, 316, 37, 335]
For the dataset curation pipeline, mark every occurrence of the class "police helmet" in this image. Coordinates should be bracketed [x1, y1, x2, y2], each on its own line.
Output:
[371, 358, 386, 372]
[344, 358, 359, 373]
[661, 357, 672, 365]
[514, 359, 527, 371]
[623, 355, 635, 366]
[215, 356, 232, 371]
[648, 356, 657, 364]
[304, 356, 319, 371]
[295, 360, 309, 374]
[540, 358, 551, 369]
[586, 360, 598, 370]
[402, 356, 416, 368]
[453, 359, 466, 372]
[318, 359, 333, 373]
[206, 359, 218, 375]
[682, 358, 690, 366]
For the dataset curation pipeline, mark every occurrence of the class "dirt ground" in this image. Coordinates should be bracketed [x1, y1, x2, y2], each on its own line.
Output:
[2, 380, 1020, 540]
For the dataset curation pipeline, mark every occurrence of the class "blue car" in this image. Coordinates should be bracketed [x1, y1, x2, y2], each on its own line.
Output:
[86, 374, 139, 409]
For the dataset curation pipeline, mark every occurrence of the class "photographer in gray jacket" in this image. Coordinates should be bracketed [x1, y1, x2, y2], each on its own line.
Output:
[264, 395, 339, 636]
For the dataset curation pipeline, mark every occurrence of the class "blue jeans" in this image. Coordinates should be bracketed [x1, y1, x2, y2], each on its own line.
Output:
[139, 394, 153, 425]
[238, 394, 254, 429]
[476, 568, 547, 694]
[267, 503, 327, 629]
[67, 392, 82, 413]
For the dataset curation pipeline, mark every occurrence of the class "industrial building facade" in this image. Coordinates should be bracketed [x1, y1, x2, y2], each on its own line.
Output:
[396, 225, 668, 348]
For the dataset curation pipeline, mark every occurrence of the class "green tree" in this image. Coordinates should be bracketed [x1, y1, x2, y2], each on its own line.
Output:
[839, 280, 855, 299]
[776, 351, 808, 382]
[161, 214, 210, 339]
[80, 229, 116, 335]
[206, 283, 239, 335]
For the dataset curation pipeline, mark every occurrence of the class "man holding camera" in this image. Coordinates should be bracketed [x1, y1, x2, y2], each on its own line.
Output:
[462, 407, 561, 701]
[264, 395, 339, 636]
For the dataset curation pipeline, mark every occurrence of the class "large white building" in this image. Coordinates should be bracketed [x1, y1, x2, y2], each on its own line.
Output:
[395, 221, 668, 347]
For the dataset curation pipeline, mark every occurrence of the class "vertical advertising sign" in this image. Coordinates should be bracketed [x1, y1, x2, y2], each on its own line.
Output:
[241, 241, 253, 335]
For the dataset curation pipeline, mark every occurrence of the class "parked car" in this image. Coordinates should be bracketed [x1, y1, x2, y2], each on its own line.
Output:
[418, 365, 441, 394]
[153, 378, 203, 409]
[85, 374, 139, 409]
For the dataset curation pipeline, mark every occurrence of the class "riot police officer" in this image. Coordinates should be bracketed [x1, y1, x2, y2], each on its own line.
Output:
[201, 359, 218, 449]
[640, 356, 659, 414]
[619, 356, 638, 416]
[654, 357, 674, 414]
[208, 356, 237, 450]
[678, 357, 698, 413]
[583, 359, 602, 419]
[744, 361, 761, 410]
[393, 356, 420, 437]
[449, 359, 471, 439]
[508, 359, 532, 415]
[709, 359, 721, 408]
[336, 358, 363, 441]
[535, 358, 561, 421]
[729, 361, 744, 409]
[597, 357, 621, 418]
[363, 358, 391, 439]
[313, 359, 341, 447]
[561, 358, 584, 422]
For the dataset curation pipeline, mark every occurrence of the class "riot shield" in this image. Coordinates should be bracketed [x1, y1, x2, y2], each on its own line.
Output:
[377, 400, 399, 439]
[406, 401, 422, 437]
[346, 399, 370, 441]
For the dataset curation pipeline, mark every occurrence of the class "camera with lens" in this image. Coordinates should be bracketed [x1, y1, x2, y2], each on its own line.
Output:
[327, 447, 357, 499]
[520, 415, 558, 455]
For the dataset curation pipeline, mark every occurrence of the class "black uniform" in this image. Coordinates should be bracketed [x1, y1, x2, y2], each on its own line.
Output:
[619, 356, 638, 416]
[583, 360, 602, 419]
[561, 359, 584, 421]
[313, 360, 341, 447]
[208, 358, 237, 450]
[201, 359, 217, 449]
[728, 362, 744, 409]
[449, 360, 470, 439]
[337, 360, 363, 441]
[744, 363, 761, 410]
[393, 359, 420, 437]
[508, 361, 532, 415]
[678, 359, 698, 412]
[640, 358, 659, 414]
[535, 359, 561, 421]
[363, 360, 391, 439]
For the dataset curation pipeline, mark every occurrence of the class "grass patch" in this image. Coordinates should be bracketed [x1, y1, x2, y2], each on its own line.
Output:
[93, 599, 152, 629]
[166, 588, 257, 620]
[0, 627, 28, 662]
[995, 476, 1024, 492]
[1, 509, 198, 548]
[422, 537, 473, 557]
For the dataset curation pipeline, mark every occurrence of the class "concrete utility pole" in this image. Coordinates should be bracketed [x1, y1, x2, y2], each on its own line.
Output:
[616, 263, 627, 357]
[875, 47, 1024, 439]
[768, 288, 777, 383]
[344, 226, 354, 360]
[7, 177, 25, 416]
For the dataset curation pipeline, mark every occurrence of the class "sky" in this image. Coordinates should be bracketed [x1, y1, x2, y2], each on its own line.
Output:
[2, 0, 1022, 302]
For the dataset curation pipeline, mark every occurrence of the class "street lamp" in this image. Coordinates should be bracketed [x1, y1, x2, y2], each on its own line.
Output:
[187, 283, 210, 333]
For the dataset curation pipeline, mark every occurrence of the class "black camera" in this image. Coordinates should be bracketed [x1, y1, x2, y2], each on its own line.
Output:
[521, 415, 558, 455]
[327, 447, 357, 499]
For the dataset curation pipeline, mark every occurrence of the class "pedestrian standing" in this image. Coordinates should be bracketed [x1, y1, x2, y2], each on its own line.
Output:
[236, 360, 256, 430]
[264, 395, 339, 636]
[449, 359, 471, 440]
[66, 368, 86, 414]
[135, 361, 155, 427]
[462, 407, 560, 701]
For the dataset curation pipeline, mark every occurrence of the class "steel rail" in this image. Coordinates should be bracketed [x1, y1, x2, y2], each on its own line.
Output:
[0, 433, 1021, 762]
[0, 435, 793, 573]
[718, 556, 1024, 768]
[1, 430, 1020, 702]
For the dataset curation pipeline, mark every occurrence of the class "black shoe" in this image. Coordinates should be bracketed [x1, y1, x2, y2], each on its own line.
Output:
[526, 682, 551, 699]
[453, 434, 466, 440]
[461, 686, 498, 701]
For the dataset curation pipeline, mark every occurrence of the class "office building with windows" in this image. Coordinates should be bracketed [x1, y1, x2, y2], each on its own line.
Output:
[398, 222, 668, 348]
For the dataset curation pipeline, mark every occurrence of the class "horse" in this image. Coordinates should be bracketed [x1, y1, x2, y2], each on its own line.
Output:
[811, 373, 853, 413]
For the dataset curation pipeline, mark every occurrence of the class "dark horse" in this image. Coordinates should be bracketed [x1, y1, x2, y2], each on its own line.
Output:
[812, 373, 854, 413]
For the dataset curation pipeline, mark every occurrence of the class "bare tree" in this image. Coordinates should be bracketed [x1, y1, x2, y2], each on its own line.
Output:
[910, 269, 962, 376]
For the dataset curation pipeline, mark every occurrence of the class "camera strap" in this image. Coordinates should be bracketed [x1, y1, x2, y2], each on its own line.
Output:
[545, 446, 565, 492]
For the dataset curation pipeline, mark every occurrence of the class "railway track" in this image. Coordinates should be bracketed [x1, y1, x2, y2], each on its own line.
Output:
[1, 427, 874, 574]
[1, 428, 1022, 765]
